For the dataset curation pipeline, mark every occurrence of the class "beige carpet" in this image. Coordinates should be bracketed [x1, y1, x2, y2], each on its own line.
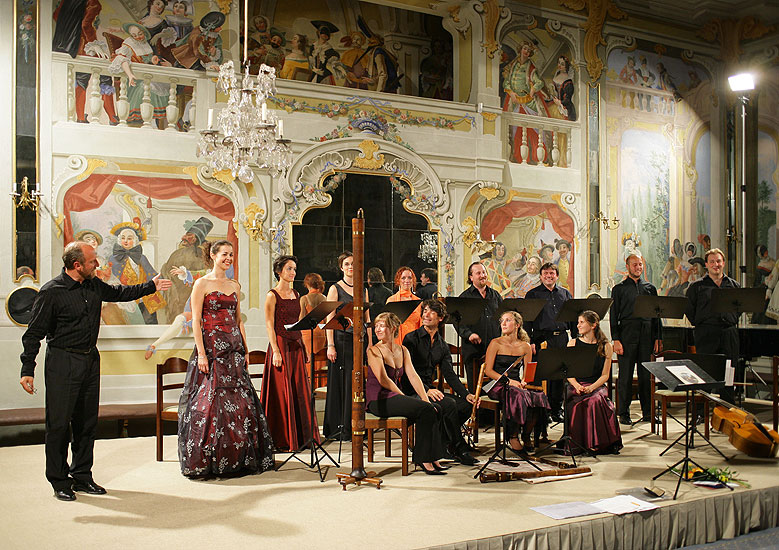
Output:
[2, 417, 778, 549]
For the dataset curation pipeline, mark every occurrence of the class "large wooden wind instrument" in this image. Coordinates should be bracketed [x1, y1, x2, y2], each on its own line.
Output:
[465, 362, 487, 437]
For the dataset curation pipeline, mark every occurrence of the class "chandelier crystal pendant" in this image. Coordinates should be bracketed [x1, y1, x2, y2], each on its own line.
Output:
[196, 3, 292, 182]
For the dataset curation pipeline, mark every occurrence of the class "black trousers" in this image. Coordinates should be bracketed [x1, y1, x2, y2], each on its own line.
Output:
[368, 395, 446, 463]
[432, 394, 471, 451]
[324, 330, 354, 440]
[694, 325, 738, 403]
[616, 321, 654, 418]
[44, 347, 100, 491]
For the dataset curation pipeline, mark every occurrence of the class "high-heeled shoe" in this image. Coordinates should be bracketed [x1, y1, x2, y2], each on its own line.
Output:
[508, 437, 524, 455]
[417, 463, 446, 475]
[522, 437, 535, 453]
[432, 461, 451, 471]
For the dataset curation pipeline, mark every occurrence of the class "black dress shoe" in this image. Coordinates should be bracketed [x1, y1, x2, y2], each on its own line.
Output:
[417, 463, 446, 475]
[72, 480, 107, 495]
[618, 415, 632, 426]
[455, 452, 478, 466]
[550, 411, 564, 424]
[54, 488, 76, 501]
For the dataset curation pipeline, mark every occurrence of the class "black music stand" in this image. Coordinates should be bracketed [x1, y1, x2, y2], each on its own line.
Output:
[443, 297, 489, 385]
[533, 346, 599, 467]
[381, 299, 421, 321]
[645, 359, 726, 499]
[711, 288, 771, 399]
[498, 298, 547, 323]
[275, 300, 342, 482]
[556, 298, 613, 323]
[473, 357, 543, 479]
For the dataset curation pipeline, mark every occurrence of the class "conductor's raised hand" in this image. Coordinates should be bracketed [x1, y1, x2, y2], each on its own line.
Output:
[153, 274, 173, 292]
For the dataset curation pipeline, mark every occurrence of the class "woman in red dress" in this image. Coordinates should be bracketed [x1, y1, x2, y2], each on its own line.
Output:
[261, 255, 320, 451]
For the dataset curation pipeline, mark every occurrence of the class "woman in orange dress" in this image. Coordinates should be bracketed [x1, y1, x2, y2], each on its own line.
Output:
[299, 272, 327, 388]
[385, 266, 422, 345]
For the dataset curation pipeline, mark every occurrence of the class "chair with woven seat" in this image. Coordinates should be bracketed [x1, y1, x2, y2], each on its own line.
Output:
[155, 356, 189, 461]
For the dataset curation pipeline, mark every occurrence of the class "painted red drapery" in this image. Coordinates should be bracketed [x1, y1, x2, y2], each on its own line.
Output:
[63, 173, 238, 277]
[481, 201, 574, 293]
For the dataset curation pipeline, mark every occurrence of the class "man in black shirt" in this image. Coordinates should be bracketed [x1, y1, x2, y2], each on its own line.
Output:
[367, 267, 392, 337]
[416, 268, 438, 300]
[525, 262, 577, 422]
[20, 241, 171, 501]
[457, 262, 502, 392]
[403, 299, 478, 465]
[610, 254, 662, 425]
[686, 248, 739, 403]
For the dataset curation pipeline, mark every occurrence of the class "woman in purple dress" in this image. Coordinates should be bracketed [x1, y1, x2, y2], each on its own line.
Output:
[178, 240, 274, 477]
[565, 310, 622, 455]
[260, 255, 320, 452]
[366, 312, 447, 475]
[484, 311, 550, 452]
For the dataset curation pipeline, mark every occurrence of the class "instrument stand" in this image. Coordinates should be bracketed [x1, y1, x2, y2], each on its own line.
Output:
[473, 373, 542, 479]
[658, 389, 729, 461]
[652, 389, 733, 499]
[275, 300, 342, 482]
[336, 471, 383, 491]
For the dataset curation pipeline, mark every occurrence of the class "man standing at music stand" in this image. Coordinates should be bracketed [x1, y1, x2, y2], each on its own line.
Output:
[403, 299, 479, 465]
[457, 262, 502, 392]
[611, 254, 662, 425]
[686, 248, 739, 403]
[525, 262, 576, 423]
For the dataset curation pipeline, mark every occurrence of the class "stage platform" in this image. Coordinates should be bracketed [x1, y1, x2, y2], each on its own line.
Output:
[1, 412, 777, 549]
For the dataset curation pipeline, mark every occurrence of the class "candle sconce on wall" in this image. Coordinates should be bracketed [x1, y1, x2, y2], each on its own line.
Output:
[11, 177, 42, 211]
[593, 211, 620, 231]
[241, 203, 278, 243]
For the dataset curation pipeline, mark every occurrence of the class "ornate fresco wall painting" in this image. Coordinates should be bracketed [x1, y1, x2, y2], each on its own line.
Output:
[474, 199, 576, 298]
[62, 173, 236, 327]
[245, 0, 454, 100]
[500, 22, 577, 167]
[52, 0, 227, 129]
[757, 130, 778, 259]
[604, 43, 715, 295]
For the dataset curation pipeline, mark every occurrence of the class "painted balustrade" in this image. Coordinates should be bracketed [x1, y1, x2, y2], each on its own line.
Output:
[605, 80, 678, 116]
[501, 111, 577, 168]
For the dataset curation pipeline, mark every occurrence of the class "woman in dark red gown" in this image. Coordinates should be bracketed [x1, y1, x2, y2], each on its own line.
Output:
[565, 310, 622, 455]
[178, 241, 274, 477]
[261, 255, 320, 451]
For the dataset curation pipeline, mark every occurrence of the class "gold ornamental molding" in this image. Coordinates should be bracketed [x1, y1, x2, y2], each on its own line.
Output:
[474, 0, 510, 59]
[75, 158, 107, 181]
[697, 17, 775, 67]
[353, 140, 385, 170]
[558, 0, 627, 83]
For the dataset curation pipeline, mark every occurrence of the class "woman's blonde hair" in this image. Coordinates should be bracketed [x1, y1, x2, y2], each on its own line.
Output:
[501, 310, 530, 342]
[374, 312, 401, 337]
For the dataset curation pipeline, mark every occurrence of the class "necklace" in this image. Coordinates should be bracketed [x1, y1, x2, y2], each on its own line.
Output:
[342, 279, 353, 288]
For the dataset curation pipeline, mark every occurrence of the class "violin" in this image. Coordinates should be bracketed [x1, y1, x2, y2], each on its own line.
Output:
[701, 391, 779, 458]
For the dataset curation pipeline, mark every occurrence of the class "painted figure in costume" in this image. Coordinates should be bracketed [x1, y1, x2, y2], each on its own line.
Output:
[248, 15, 270, 50]
[550, 56, 576, 121]
[340, 32, 369, 89]
[619, 56, 638, 85]
[165, 0, 193, 40]
[108, 23, 171, 126]
[419, 39, 453, 100]
[482, 242, 515, 298]
[358, 16, 401, 93]
[309, 21, 341, 85]
[107, 220, 166, 324]
[159, 217, 213, 322]
[172, 11, 224, 71]
[262, 29, 286, 72]
[555, 239, 571, 290]
[279, 34, 311, 80]
[74, 229, 111, 282]
[514, 255, 542, 298]
[52, 0, 118, 124]
[656, 62, 682, 101]
[177, 240, 274, 477]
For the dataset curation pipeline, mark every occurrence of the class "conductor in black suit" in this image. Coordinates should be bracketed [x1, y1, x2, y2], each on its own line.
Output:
[20, 241, 171, 501]
[456, 262, 502, 392]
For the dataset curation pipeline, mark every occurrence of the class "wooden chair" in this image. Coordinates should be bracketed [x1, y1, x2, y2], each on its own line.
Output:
[650, 351, 709, 440]
[155, 357, 188, 461]
[247, 350, 266, 390]
[365, 414, 415, 476]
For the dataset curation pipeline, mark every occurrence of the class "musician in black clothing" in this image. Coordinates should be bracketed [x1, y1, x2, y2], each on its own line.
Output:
[20, 242, 171, 501]
[457, 262, 502, 392]
[685, 248, 739, 403]
[403, 299, 478, 465]
[416, 268, 438, 300]
[611, 254, 662, 425]
[525, 262, 577, 423]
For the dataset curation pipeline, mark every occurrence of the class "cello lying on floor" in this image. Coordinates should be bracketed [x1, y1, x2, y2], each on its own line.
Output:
[699, 391, 779, 458]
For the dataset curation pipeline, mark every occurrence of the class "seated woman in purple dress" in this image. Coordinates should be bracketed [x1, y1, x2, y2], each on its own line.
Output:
[366, 312, 447, 475]
[178, 240, 274, 477]
[565, 310, 622, 455]
[484, 311, 550, 452]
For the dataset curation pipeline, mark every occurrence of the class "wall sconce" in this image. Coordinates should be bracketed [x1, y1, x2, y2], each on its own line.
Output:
[593, 211, 620, 231]
[11, 177, 42, 211]
[241, 204, 279, 242]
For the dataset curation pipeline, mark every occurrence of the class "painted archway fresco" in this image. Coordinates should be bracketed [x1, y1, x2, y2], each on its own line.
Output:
[604, 40, 715, 295]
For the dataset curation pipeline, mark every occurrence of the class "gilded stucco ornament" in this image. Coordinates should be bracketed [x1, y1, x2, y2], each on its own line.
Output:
[558, 0, 627, 83]
[473, 0, 511, 59]
[354, 140, 386, 170]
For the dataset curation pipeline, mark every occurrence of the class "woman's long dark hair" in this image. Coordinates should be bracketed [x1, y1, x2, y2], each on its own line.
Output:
[580, 310, 608, 357]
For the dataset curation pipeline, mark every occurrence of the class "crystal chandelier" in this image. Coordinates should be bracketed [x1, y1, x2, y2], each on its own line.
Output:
[418, 232, 438, 263]
[196, 3, 292, 182]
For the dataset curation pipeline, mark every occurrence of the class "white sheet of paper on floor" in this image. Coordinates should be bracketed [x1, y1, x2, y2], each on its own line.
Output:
[590, 495, 658, 514]
[530, 502, 603, 520]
